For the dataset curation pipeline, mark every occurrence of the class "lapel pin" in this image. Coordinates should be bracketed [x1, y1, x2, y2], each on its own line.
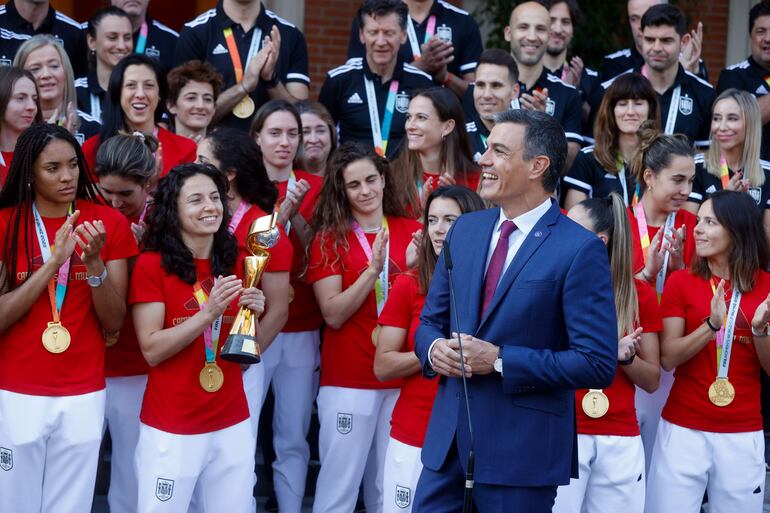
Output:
[534, 231, 542, 237]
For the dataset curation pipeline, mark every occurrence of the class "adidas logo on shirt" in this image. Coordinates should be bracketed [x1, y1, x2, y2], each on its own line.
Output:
[347, 93, 363, 104]
[212, 44, 228, 55]
[757, 85, 769, 95]
[706, 185, 717, 194]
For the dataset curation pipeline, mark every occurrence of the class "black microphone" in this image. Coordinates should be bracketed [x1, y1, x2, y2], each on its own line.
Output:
[443, 244, 475, 513]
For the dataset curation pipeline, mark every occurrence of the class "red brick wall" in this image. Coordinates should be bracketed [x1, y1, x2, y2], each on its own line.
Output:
[678, 0, 730, 85]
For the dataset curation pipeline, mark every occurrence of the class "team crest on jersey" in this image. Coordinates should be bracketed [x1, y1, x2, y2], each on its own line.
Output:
[678, 95, 693, 116]
[749, 187, 762, 205]
[437, 25, 452, 43]
[0, 447, 12, 471]
[155, 478, 174, 501]
[396, 93, 410, 114]
[545, 98, 556, 116]
[146, 47, 161, 58]
[395, 485, 411, 508]
[336, 413, 352, 434]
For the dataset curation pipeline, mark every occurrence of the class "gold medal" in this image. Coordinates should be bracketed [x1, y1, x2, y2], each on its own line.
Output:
[104, 330, 120, 347]
[288, 284, 294, 304]
[581, 389, 610, 418]
[708, 377, 735, 407]
[371, 325, 381, 346]
[42, 322, 71, 353]
[233, 95, 255, 119]
[199, 362, 224, 392]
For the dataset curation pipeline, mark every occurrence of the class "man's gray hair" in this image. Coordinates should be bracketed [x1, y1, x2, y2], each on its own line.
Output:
[493, 109, 568, 193]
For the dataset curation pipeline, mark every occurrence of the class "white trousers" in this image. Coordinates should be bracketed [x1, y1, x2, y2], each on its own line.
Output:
[244, 329, 320, 513]
[105, 374, 148, 513]
[0, 389, 105, 513]
[645, 419, 765, 513]
[381, 437, 423, 513]
[635, 367, 674, 475]
[313, 386, 399, 513]
[552, 434, 645, 513]
[135, 419, 256, 513]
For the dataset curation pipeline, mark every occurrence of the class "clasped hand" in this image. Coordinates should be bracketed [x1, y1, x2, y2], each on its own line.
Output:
[429, 333, 498, 377]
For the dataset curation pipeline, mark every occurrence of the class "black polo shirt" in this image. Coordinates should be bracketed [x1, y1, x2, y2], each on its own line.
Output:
[174, 1, 309, 131]
[563, 146, 637, 205]
[688, 153, 770, 210]
[318, 56, 433, 159]
[547, 63, 599, 142]
[75, 110, 101, 145]
[346, 0, 483, 79]
[717, 56, 770, 161]
[0, 0, 87, 76]
[133, 15, 178, 73]
[600, 45, 709, 83]
[594, 66, 714, 148]
[517, 69, 583, 145]
[75, 70, 105, 123]
[465, 113, 490, 163]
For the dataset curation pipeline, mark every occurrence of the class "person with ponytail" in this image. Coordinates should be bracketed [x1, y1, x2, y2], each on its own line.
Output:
[0, 124, 137, 513]
[684, 90, 770, 232]
[646, 190, 770, 513]
[390, 88, 481, 214]
[93, 132, 158, 513]
[628, 121, 696, 474]
[82, 54, 197, 178]
[308, 143, 420, 513]
[552, 193, 661, 513]
[130, 163, 264, 513]
[374, 185, 484, 513]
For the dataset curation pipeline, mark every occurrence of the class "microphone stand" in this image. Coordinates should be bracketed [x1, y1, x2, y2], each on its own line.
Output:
[443, 245, 475, 513]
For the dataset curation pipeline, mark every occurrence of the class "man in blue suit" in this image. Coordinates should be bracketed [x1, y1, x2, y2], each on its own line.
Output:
[413, 109, 618, 512]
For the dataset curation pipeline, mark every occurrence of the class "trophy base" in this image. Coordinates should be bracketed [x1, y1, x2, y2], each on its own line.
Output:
[220, 334, 261, 364]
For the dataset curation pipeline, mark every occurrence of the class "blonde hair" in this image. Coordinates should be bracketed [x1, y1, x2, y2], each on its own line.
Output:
[705, 89, 764, 187]
[13, 35, 78, 131]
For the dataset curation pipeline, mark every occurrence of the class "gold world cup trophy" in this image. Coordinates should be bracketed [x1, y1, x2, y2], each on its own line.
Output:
[220, 212, 281, 364]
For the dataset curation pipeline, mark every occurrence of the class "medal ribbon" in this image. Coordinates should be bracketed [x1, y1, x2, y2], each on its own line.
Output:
[90, 94, 101, 120]
[222, 27, 262, 84]
[664, 85, 681, 135]
[719, 155, 730, 190]
[351, 217, 390, 315]
[228, 201, 252, 233]
[284, 171, 297, 234]
[634, 201, 674, 300]
[406, 14, 436, 60]
[192, 281, 223, 364]
[764, 75, 770, 89]
[135, 20, 148, 54]
[616, 156, 630, 206]
[364, 78, 399, 156]
[709, 280, 741, 379]
[32, 203, 74, 321]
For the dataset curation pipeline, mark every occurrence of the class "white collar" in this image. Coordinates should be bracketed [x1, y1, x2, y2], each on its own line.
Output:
[494, 198, 552, 236]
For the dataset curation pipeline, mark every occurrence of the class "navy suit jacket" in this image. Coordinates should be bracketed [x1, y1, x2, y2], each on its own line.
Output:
[414, 202, 617, 487]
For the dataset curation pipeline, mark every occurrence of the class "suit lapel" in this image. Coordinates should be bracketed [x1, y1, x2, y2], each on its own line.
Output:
[462, 209, 498, 333]
[477, 203, 560, 330]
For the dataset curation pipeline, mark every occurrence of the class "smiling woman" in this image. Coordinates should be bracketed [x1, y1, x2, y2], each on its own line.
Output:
[0, 67, 43, 185]
[81, 54, 197, 179]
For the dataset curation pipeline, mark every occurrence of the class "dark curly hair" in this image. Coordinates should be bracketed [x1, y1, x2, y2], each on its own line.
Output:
[0, 124, 102, 290]
[201, 127, 278, 214]
[142, 163, 238, 284]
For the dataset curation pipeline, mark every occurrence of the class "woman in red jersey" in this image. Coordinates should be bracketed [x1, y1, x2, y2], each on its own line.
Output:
[628, 123, 697, 471]
[552, 193, 661, 513]
[131, 163, 264, 513]
[250, 99, 326, 512]
[82, 54, 197, 177]
[93, 132, 158, 513]
[0, 67, 43, 184]
[308, 143, 421, 513]
[0, 124, 137, 513]
[391, 87, 481, 214]
[375, 185, 484, 513]
[647, 190, 770, 513]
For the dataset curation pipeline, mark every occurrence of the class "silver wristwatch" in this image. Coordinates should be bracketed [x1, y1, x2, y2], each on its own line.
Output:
[493, 347, 503, 374]
[87, 267, 107, 288]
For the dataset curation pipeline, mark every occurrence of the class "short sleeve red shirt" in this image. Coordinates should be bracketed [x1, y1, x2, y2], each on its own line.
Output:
[83, 127, 197, 179]
[629, 207, 697, 274]
[575, 280, 663, 436]
[0, 201, 138, 395]
[129, 252, 249, 435]
[660, 269, 770, 433]
[378, 272, 437, 447]
[275, 170, 324, 332]
[421, 170, 480, 193]
[0, 151, 13, 186]
[307, 215, 421, 389]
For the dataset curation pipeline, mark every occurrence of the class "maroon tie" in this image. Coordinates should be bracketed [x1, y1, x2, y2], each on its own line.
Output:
[482, 220, 516, 314]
